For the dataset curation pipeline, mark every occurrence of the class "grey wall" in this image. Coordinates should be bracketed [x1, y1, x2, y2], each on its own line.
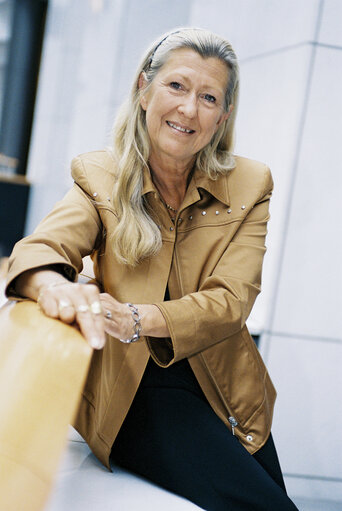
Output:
[24, 0, 342, 504]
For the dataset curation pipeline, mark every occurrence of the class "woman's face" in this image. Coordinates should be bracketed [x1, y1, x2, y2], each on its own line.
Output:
[139, 48, 231, 170]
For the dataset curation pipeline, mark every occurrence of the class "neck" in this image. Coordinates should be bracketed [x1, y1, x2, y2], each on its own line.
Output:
[149, 153, 195, 210]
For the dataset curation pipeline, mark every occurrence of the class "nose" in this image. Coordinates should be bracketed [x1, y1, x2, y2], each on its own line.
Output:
[177, 92, 198, 119]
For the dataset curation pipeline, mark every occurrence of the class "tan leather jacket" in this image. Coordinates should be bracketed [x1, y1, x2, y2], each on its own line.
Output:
[6, 150, 276, 470]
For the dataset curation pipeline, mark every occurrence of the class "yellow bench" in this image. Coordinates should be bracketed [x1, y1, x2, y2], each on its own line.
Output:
[0, 300, 92, 511]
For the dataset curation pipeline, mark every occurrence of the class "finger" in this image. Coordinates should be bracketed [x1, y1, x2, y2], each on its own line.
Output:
[99, 296, 120, 335]
[38, 284, 73, 319]
[103, 318, 120, 338]
[58, 301, 77, 324]
[39, 293, 59, 318]
[39, 283, 105, 349]
[100, 303, 113, 323]
[89, 304, 106, 348]
[86, 287, 106, 347]
[99, 293, 120, 317]
[73, 288, 106, 349]
[99, 296, 134, 341]
[76, 305, 105, 350]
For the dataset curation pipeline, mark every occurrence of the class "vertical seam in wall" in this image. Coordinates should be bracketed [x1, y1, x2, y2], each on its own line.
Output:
[262, 0, 325, 363]
[105, 0, 132, 133]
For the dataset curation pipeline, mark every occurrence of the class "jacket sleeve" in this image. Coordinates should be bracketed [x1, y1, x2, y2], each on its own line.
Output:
[147, 167, 273, 366]
[5, 181, 102, 299]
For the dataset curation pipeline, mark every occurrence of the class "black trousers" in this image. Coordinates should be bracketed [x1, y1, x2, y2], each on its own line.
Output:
[111, 358, 299, 511]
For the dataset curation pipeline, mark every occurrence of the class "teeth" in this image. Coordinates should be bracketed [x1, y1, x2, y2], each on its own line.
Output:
[167, 121, 193, 133]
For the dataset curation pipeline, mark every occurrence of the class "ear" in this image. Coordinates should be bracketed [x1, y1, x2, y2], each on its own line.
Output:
[138, 72, 148, 111]
[216, 104, 234, 130]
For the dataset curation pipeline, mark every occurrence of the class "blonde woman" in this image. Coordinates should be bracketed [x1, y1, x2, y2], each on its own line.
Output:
[6, 28, 298, 510]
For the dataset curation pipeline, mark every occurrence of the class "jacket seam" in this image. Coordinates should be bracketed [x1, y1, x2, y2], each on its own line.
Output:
[198, 352, 231, 419]
[258, 165, 271, 202]
[72, 184, 103, 229]
[78, 393, 111, 447]
[100, 349, 131, 432]
[152, 303, 179, 363]
[96, 205, 118, 216]
[178, 218, 242, 232]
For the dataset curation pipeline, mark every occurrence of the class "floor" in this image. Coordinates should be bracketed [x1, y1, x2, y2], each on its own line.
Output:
[44, 428, 341, 511]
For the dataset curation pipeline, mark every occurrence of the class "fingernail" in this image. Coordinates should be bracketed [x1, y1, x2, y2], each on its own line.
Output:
[90, 337, 102, 349]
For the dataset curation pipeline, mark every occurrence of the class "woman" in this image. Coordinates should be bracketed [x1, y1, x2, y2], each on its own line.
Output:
[6, 28, 298, 511]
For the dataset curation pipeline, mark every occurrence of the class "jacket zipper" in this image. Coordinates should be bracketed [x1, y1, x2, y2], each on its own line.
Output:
[228, 416, 238, 435]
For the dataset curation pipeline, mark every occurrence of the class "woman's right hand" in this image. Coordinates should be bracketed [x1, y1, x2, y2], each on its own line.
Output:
[14, 268, 106, 349]
[37, 281, 106, 349]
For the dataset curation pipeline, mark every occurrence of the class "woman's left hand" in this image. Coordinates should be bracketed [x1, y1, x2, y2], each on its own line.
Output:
[99, 292, 170, 342]
[100, 293, 139, 341]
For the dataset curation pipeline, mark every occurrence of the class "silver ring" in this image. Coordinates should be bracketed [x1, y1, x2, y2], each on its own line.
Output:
[58, 299, 72, 313]
[90, 301, 102, 315]
[105, 310, 112, 319]
[76, 304, 89, 313]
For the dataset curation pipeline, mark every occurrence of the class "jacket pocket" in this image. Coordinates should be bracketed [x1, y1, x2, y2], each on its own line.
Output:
[199, 326, 268, 428]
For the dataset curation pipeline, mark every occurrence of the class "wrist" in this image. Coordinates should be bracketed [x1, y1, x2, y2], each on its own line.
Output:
[14, 269, 68, 301]
[119, 303, 142, 344]
[137, 304, 169, 338]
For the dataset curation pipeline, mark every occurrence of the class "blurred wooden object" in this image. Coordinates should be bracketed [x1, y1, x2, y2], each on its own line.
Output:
[0, 257, 8, 277]
[0, 257, 9, 307]
[0, 300, 92, 511]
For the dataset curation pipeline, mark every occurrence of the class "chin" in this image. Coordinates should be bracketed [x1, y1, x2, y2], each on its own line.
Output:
[163, 143, 197, 160]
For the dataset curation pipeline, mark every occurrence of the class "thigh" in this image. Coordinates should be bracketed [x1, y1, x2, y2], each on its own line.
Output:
[111, 387, 298, 511]
[253, 433, 287, 493]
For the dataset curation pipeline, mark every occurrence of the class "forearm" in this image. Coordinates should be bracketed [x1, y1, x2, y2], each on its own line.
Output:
[14, 267, 70, 301]
[135, 303, 170, 338]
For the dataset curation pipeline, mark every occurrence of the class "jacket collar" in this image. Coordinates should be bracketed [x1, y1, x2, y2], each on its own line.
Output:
[141, 165, 156, 196]
[193, 168, 231, 206]
[141, 164, 232, 207]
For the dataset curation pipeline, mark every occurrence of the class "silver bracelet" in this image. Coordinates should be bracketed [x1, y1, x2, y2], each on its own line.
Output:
[119, 303, 142, 343]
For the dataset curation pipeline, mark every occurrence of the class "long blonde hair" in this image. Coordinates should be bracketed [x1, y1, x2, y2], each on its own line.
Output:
[110, 28, 239, 266]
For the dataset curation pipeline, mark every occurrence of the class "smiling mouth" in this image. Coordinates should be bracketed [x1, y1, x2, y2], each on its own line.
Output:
[166, 121, 195, 134]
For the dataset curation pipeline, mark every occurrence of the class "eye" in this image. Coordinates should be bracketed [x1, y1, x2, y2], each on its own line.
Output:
[170, 81, 182, 90]
[203, 93, 216, 103]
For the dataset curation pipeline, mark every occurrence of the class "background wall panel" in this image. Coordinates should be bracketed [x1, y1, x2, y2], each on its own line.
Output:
[270, 47, 342, 340]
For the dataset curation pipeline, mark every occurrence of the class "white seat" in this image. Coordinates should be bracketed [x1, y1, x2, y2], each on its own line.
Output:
[45, 427, 201, 511]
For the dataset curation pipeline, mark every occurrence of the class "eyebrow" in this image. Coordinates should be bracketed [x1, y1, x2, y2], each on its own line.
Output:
[167, 72, 223, 94]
